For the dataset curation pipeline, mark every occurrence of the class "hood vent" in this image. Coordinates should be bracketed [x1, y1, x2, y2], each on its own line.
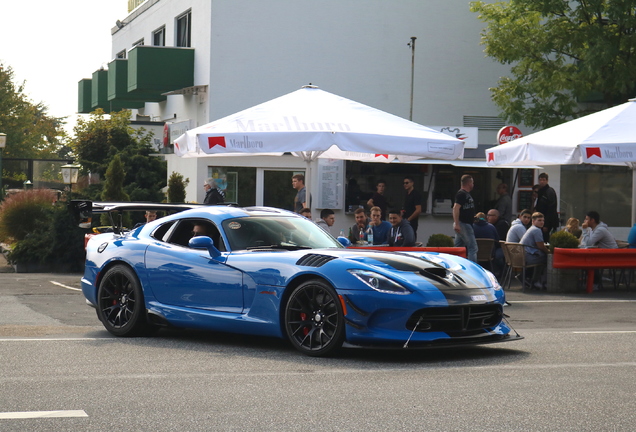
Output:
[296, 254, 337, 267]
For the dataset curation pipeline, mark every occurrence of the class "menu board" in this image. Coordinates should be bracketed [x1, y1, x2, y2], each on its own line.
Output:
[316, 159, 344, 209]
[518, 168, 535, 187]
[518, 190, 533, 212]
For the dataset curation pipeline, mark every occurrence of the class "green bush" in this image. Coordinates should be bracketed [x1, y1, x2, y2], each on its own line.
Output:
[549, 230, 580, 251]
[0, 189, 57, 243]
[426, 233, 454, 247]
[7, 203, 86, 272]
[167, 171, 189, 203]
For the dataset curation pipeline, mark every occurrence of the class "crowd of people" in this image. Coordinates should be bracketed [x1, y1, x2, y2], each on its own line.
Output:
[292, 172, 628, 291]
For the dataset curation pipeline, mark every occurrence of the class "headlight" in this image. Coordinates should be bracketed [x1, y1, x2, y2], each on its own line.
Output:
[348, 270, 412, 295]
[485, 270, 502, 291]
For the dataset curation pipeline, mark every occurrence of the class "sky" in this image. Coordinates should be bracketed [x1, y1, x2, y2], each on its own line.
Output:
[0, 0, 129, 135]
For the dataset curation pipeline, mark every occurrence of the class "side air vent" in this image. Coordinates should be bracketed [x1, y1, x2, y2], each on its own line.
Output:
[296, 254, 337, 267]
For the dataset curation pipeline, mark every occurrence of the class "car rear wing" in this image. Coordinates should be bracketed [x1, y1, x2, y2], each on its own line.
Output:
[69, 200, 208, 234]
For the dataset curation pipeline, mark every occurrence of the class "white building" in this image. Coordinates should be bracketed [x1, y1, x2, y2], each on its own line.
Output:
[78, 0, 633, 239]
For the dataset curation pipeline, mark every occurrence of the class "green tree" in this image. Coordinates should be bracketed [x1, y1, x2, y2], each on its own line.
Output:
[101, 154, 129, 202]
[167, 171, 189, 203]
[72, 110, 166, 201]
[0, 63, 67, 158]
[470, 0, 636, 129]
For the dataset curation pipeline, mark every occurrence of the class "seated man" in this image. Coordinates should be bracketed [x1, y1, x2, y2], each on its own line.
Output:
[192, 223, 209, 238]
[350, 208, 369, 242]
[580, 211, 618, 249]
[315, 209, 335, 235]
[520, 212, 549, 289]
[520, 212, 549, 265]
[369, 206, 391, 245]
[487, 209, 510, 242]
[507, 209, 532, 243]
[387, 209, 415, 247]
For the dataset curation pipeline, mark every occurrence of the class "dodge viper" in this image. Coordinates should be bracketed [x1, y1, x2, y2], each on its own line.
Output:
[79, 203, 521, 356]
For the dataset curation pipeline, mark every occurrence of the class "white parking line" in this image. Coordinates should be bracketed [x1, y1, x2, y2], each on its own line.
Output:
[573, 331, 636, 334]
[510, 299, 636, 303]
[0, 338, 106, 342]
[0, 410, 88, 419]
[49, 281, 82, 292]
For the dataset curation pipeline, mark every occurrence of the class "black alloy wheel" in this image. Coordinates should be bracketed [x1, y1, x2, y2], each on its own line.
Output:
[284, 280, 345, 357]
[96, 265, 154, 337]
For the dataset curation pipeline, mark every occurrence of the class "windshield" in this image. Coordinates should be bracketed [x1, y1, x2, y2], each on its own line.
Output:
[222, 216, 342, 251]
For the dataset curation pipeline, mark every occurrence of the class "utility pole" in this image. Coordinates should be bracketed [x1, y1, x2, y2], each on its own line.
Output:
[408, 37, 417, 121]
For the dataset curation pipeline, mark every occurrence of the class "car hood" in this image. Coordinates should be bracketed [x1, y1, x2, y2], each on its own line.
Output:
[227, 248, 494, 290]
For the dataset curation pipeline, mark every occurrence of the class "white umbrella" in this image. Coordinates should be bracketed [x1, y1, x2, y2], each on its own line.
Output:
[175, 85, 464, 205]
[175, 86, 463, 159]
[485, 98, 636, 222]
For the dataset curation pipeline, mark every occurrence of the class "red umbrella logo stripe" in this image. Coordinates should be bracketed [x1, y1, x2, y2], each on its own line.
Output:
[585, 147, 602, 159]
[208, 136, 227, 149]
[487, 152, 494, 162]
[375, 154, 389, 159]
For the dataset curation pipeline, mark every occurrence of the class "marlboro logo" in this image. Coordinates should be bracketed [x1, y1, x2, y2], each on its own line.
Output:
[208, 136, 226, 149]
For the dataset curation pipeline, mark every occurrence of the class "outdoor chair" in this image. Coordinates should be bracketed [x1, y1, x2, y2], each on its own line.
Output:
[475, 238, 495, 272]
[503, 242, 544, 290]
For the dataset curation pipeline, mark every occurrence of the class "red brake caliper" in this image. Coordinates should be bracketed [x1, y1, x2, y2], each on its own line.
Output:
[300, 312, 309, 336]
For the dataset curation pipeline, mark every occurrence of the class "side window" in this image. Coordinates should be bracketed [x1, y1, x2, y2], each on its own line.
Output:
[166, 219, 225, 251]
[151, 221, 176, 241]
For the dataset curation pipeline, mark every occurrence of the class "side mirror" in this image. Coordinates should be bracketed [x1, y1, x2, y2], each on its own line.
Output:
[188, 236, 222, 259]
[337, 236, 352, 247]
[70, 200, 93, 229]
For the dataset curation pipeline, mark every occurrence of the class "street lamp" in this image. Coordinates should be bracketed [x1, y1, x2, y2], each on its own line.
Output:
[61, 164, 81, 197]
[0, 133, 6, 200]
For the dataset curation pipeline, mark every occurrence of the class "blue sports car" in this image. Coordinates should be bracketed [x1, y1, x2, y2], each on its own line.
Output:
[79, 203, 521, 356]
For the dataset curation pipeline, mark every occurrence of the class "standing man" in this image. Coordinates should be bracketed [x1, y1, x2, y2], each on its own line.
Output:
[203, 178, 225, 205]
[535, 173, 559, 242]
[452, 174, 478, 262]
[292, 174, 307, 213]
[402, 176, 422, 239]
[369, 206, 392, 245]
[495, 183, 513, 222]
[367, 180, 389, 220]
[387, 209, 416, 247]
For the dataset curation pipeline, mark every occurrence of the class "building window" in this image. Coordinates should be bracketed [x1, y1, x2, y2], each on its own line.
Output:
[176, 10, 191, 47]
[152, 26, 165, 46]
[560, 165, 631, 227]
[133, 38, 144, 47]
[116, 50, 126, 59]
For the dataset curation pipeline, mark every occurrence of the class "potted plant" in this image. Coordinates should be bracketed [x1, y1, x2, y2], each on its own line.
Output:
[547, 231, 582, 292]
[426, 234, 454, 247]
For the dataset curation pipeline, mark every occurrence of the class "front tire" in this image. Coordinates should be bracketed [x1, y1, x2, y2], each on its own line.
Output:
[284, 280, 345, 357]
[97, 265, 154, 337]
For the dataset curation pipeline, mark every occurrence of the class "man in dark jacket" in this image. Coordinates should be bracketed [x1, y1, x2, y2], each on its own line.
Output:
[203, 178, 225, 205]
[387, 209, 415, 247]
[534, 173, 558, 241]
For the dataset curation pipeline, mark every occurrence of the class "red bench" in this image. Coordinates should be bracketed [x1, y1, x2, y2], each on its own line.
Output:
[348, 246, 467, 258]
[551, 248, 636, 293]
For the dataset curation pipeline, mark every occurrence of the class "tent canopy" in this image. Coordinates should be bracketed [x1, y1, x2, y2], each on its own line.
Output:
[486, 99, 636, 167]
[174, 86, 464, 161]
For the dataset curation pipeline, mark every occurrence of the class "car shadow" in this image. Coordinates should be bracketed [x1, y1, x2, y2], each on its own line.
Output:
[87, 326, 530, 367]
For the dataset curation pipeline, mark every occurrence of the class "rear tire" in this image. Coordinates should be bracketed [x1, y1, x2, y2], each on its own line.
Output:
[96, 265, 155, 337]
